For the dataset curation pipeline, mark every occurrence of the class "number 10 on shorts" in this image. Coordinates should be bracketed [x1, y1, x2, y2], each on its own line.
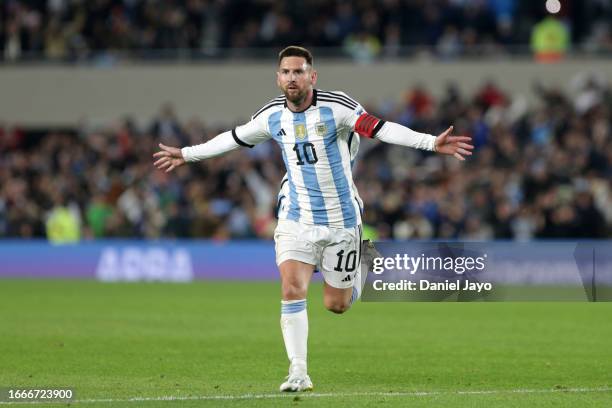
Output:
[334, 250, 357, 272]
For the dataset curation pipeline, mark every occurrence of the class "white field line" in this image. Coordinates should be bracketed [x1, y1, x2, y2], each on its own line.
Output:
[1, 386, 611, 405]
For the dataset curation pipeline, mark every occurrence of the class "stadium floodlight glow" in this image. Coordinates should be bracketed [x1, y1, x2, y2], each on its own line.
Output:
[545, 0, 561, 14]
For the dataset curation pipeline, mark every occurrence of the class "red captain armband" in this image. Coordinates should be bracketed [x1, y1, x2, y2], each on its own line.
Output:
[354, 113, 386, 138]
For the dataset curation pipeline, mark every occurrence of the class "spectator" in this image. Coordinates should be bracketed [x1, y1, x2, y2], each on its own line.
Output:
[530, 15, 570, 62]
[46, 200, 81, 244]
[1, 0, 609, 62]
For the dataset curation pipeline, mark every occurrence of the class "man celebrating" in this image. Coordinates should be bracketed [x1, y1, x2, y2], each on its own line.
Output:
[153, 46, 473, 392]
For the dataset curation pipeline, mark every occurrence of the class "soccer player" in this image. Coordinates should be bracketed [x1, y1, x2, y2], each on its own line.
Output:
[153, 46, 473, 392]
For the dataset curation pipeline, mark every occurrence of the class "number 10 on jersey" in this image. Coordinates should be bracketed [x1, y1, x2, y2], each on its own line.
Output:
[293, 143, 318, 165]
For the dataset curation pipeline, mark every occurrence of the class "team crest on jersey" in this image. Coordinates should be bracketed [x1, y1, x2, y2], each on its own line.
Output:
[294, 124, 307, 140]
[315, 122, 327, 137]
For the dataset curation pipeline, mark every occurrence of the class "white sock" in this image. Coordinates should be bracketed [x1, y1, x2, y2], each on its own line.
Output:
[280, 299, 308, 372]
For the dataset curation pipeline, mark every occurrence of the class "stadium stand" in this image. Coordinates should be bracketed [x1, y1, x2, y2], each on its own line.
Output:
[1, 0, 611, 61]
[1, 76, 610, 240]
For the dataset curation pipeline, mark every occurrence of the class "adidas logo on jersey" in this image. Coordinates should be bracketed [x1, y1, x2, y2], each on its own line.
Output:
[277, 128, 286, 137]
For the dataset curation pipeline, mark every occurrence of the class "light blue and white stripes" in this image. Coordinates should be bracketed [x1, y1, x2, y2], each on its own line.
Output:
[293, 111, 329, 225]
[320, 106, 356, 228]
[269, 110, 300, 222]
[281, 299, 307, 314]
[265, 101, 362, 228]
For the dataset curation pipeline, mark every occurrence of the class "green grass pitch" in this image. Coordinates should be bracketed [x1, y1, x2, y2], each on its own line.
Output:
[1, 279, 611, 407]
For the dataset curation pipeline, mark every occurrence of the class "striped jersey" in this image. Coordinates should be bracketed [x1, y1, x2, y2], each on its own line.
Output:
[233, 89, 384, 229]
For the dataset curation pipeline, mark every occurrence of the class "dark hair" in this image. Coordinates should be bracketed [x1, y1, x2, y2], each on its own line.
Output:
[278, 46, 313, 66]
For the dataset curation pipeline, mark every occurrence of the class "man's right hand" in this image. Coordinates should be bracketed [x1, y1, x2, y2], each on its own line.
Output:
[153, 143, 186, 173]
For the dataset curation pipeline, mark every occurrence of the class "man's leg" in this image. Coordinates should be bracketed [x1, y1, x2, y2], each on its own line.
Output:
[323, 261, 363, 314]
[279, 259, 314, 392]
[323, 284, 354, 314]
[322, 238, 380, 313]
[320, 227, 365, 314]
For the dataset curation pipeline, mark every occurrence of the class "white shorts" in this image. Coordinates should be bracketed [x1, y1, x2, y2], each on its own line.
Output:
[274, 219, 362, 289]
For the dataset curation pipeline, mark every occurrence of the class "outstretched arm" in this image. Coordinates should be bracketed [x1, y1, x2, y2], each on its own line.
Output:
[335, 92, 473, 160]
[153, 118, 271, 173]
[153, 130, 240, 173]
[354, 113, 473, 161]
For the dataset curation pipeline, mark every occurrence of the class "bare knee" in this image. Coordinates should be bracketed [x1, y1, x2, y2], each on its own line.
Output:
[282, 280, 308, 300]
[324, 297, 350, 314]
[279, 260, 313, 300]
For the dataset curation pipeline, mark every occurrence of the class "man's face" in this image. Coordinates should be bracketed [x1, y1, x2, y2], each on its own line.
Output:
[277, 56, 317, 105]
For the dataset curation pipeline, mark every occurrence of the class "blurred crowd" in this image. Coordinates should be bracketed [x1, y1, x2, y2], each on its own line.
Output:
[2, 0, 612, 62]
[1, 72, 611, 242]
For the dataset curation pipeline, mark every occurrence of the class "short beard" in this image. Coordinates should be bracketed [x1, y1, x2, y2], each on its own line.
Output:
[283, 87, 308, 105]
